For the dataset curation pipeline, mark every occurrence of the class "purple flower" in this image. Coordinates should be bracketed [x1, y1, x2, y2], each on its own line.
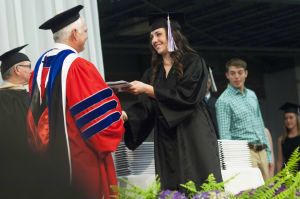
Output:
[159, 190, 187, 199]
[275, 184, 286, 195]
[235, 188, 255, 196]
[199, 192, 210, 199]
[159, 190, 173, 199]
[172, 191, 187, 199]
[192, 194, 202, 199]
[158, 187, 300, 199]
[192, 191, 228, 199]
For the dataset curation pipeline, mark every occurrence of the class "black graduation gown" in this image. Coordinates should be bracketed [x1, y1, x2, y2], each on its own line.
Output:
[205, 95, 219, 139]
[282, 135, 300, 171]
[0, 88, 36, 198]
[124, 53, 222, 190]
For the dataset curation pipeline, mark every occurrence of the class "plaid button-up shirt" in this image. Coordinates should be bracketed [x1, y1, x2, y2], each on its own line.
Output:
[216, 84, 271, 162]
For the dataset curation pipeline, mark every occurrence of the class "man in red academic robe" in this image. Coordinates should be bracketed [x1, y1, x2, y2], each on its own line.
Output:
[27, 5, 124, 199]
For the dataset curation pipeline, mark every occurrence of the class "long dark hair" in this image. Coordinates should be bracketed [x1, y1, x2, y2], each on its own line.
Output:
[149, 28, 196, 85]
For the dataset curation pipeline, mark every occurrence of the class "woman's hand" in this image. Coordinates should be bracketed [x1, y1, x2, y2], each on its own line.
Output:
[124, 80, 155, 98]
[121, 111, 128, 122]
[126, 81, 147, 95]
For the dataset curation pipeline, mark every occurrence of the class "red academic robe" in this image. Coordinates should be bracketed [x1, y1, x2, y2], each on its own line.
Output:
[27, 46, 124, 199]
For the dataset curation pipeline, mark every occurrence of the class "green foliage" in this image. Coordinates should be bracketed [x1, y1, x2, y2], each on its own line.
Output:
[180, 174, 226, 193]
[117, 176, 160, 199]
[180, 181, 197, 198]
[180, 173, 236, 198]
[200, 174, 226, 192]
[235, 147, 300, 199]
[118, 147, 300, 199]
[273, 172, 300, 199]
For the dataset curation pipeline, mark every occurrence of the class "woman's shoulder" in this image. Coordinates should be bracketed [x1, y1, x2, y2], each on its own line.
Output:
[181, 52, 206, 68]
[288, 134, 300, 141]
[278, 135, 297, 144]
[143, 67, 152, 74]
[182, 52, 201, 61]
[141, 67, 152, 83]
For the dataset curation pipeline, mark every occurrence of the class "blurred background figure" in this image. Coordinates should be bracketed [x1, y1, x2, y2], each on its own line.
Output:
[204, 68, 219, 139]
[0, 44, 35, 198]
[264, 128, 275, 177]
[276, 102, 300, 172]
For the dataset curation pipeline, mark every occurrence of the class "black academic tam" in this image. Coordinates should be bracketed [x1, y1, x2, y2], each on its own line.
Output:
[39, 5, 83, 33]
[0, 44, 29, 76]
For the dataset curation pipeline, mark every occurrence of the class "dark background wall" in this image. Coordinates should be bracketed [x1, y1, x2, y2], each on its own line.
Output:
[98, 0, 300, 168]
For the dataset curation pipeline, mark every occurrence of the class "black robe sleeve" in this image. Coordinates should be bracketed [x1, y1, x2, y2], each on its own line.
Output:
[0, 89, 35, 195]
[124, 69, 155, 150]
[154, 53, 208, 128]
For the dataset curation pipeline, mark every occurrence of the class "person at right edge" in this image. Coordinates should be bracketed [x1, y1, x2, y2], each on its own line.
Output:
[121, 13, 222, 191]
[277, 102, 300, 172]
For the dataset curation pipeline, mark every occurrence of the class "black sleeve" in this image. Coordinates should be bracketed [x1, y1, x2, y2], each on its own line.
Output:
[124, 69, 155, 150]
[154, 53, 208, 128]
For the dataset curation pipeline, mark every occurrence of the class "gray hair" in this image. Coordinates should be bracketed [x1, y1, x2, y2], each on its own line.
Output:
[1, 65, 15, 80]
[53, 16, 84, 43]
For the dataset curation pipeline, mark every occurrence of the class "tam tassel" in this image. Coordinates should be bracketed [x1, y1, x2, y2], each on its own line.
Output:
[208, 67, 218, 92]
[167, 15, 177, 52]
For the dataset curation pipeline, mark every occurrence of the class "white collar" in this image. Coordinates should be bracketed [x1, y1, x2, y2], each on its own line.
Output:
[0, 81, 29, 91]
[54, 43, 78, 54]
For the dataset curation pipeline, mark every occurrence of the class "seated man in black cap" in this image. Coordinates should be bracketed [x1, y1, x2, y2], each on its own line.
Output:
[27, 5, 124, 199]
[0, 44, 35, 198]
[0, 44, 31, 89]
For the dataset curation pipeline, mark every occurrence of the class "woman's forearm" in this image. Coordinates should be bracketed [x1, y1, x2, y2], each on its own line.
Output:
[144, 84, 155, 98]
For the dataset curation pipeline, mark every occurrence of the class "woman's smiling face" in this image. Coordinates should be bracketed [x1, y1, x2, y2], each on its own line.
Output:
[150, 28, 168, 55]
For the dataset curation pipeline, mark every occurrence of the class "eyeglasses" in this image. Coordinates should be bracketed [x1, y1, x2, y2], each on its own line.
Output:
[17, 64, 31, 68]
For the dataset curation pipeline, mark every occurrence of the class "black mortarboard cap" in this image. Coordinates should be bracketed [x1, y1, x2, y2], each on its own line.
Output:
[279, 102, 300, 114]
[39, 5, 84, 33]
[148, 12, 184, 31]
[0, 44, 29, 76]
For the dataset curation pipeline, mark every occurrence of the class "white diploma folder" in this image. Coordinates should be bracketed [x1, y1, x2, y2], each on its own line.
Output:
[106, 80, 132, 92]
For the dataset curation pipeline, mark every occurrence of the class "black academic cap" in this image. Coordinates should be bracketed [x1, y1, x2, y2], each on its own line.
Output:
[39, 5, 84, 33]
[279, 102, 300, 114]
[0, 44, 30, 76]
[148, 12, 184, 31]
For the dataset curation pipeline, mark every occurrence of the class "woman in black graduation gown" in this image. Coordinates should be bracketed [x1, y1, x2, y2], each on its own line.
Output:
[122, 13, 222, 190]
[277, 102, 300, 172]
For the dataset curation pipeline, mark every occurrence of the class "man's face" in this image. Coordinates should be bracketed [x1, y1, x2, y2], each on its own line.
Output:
[75, 19, 88, 53]
[15, 60, 31, 83]
[226, 66, 248, 91]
